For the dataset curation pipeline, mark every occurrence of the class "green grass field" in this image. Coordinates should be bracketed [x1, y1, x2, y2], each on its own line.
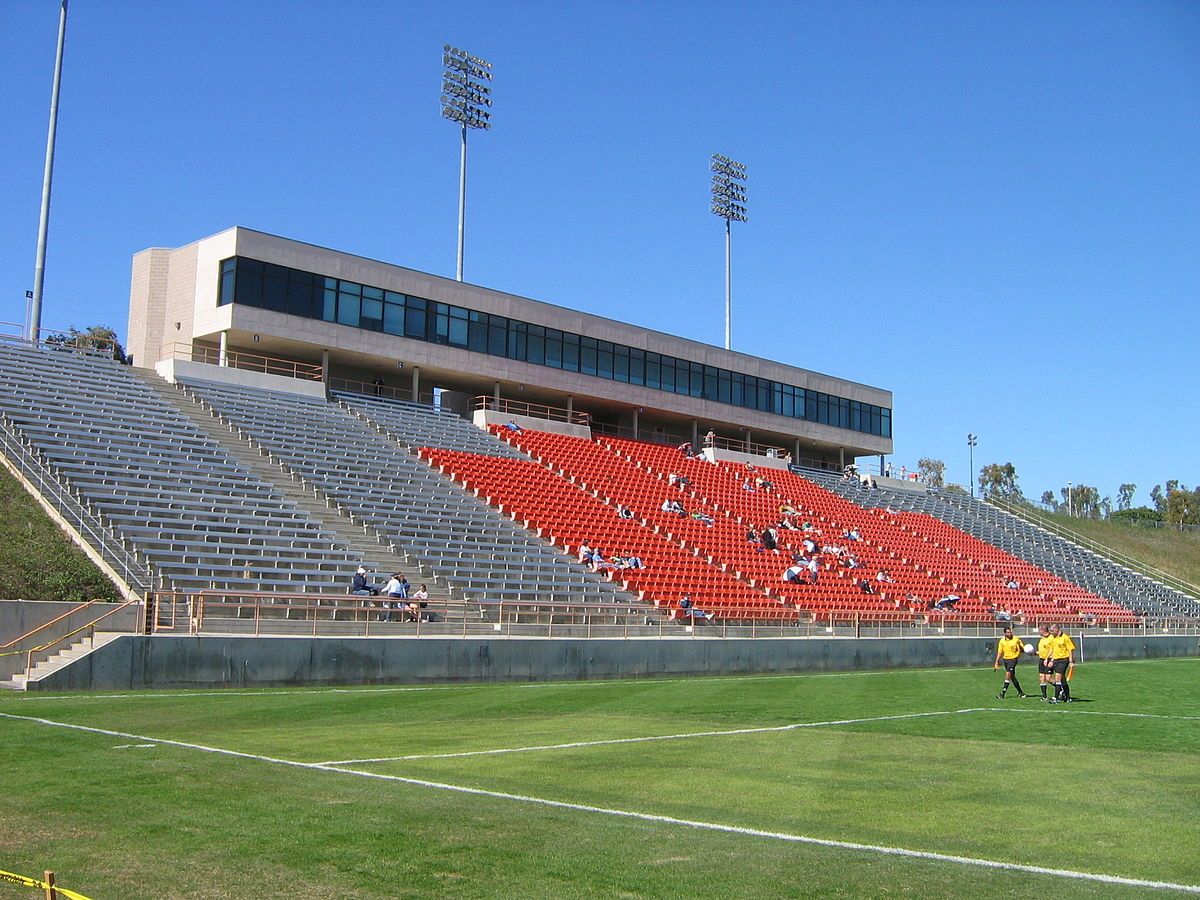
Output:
[2, 659, 1199, 899]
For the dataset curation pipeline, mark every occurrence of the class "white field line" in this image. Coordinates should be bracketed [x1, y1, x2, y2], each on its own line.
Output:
[318, 708, 987, 765]
[987, 708, 1200, 721]
[2, 711, 1197, 895]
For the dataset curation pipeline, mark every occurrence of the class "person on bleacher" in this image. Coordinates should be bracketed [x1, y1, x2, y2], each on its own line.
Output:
[351, 566, 380, 596]
[381, 573, 407, 622]
[783, 564, 806, 584]
[616, 504, 636, 520]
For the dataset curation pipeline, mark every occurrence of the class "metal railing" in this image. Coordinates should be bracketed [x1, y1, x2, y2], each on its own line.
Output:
[988, 496, 1200, 600]
[0, 320, 121, 359]
[147, 589, 1200, 640]
[474, 395, 591, 426]
[0, 414, 150, 596]
[329, 377, 437, 406]
[161, 342, 323, 381]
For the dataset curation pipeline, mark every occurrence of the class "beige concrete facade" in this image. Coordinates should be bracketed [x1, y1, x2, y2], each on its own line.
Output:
[127, 227, 894, 465]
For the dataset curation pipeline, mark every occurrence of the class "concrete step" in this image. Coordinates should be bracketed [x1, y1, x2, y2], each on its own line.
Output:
[137, 373, 456, 605]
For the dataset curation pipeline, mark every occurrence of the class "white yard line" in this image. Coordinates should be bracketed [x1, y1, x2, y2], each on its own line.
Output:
[2, 711, 1197, 895]
[318, 708, 988, 765]
[986, 707, 1200, 721]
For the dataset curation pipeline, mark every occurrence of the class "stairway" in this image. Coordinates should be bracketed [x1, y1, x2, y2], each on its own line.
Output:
[1, 631, 124, 690]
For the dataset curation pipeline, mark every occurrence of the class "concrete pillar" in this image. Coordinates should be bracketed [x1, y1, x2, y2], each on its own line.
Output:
[692, 420, 699, 446]
[838, 447, 845, 468]
[218, 330, 228, 367]
[879, 453, 885, 475]
[794, 438, 801, 464]
[745, 430, 751, 453]
[494, 381, 501, 406]
[412, 366, 420, 403]
[632, 409, 640, 440]
[320, 349, 330, 384]
[566, 396, 573, 420]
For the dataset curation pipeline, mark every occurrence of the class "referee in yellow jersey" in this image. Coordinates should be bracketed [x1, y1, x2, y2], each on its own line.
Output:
[1036, 625, 1054, 701]
[1047, 624, 1077, 703]
[993, 627, 1027, 699]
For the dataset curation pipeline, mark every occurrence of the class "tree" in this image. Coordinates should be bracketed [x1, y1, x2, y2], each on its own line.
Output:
[44, 324, 127, 363]
[1117, 483, 1136, 512]
[1040, 490, 1058, 511]
[978, 462, 1022, 501]
[917, 458, 945, 488]
[1059, 483, 1101, 519]
[1150, 484, 1165, 513]
[1164, 485, 1200, 529]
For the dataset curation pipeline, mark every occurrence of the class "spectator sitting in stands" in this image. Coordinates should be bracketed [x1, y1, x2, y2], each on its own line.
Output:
[668, 472, 679, 487]
[1003, 575, 1020, 589]
[742, 479, 755, 492]
[760, 527, 779, 552]
[746, 527, 760, 544]
[806, 557, 821, 583]
[690, 511, 715, 526]
[783, 564, 806, 583]
[842, 555, 861, 569]
[778, 518, 798, 531]
[677, 595, 714, 621]
[577, 542, 593, 564]
[405, 584, 430, 622]
[381, 573, 406, 621]
[905, 593, 923, 610]
[678, 441, 693, 457]
[876, 570, 895, 584]
[351, 566, 379, 596]
[843, 527, 863, 542]
[503, 420, 522, 432]
[780, 504, 797, 516]
[932, 594, 961, 612]
[662, 498, 686, 517]
[616, 503, 636, 520]
[842, 463, 858, 480]
[801, 521, 815, 532]
[610, 554, 645, 570]
[857, 578, 877, 595]
[990, 606, 1012, 622]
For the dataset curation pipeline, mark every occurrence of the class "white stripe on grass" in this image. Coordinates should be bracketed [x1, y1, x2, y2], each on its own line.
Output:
[318, 708, 988, 765]
[2, 711, 1197, 895]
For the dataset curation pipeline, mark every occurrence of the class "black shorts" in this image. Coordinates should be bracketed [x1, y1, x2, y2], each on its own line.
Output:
[1003, 658, 1019, 672]
[1051, 658, 1071, 676]
[1037, 660, 1052, 675]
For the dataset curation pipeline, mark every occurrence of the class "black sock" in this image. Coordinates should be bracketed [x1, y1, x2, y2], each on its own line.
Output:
[1040, 684, 1047, 698]
[1061, 680, 1071, 701]
[1011, 675, 1023, 695]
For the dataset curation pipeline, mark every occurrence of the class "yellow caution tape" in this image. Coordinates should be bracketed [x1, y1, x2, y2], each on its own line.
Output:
[0, 869, 93, 900]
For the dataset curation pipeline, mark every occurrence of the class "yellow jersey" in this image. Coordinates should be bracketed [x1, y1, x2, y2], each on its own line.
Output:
[1047, 633, 1076, 660]
[997, 636, 1024, 660]
[1037, 636, 1054, 660]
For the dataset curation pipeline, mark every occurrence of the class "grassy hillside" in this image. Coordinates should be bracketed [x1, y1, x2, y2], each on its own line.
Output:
[0, 463, 120, 602]
[1028, 508, 1200, 594]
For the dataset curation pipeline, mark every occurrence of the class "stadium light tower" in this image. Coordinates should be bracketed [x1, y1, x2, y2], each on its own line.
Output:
[710, 154, 747, 351]
[441, 44, 492, 282]
[28, 0, 69, 342]
[967, 433, 978, 498]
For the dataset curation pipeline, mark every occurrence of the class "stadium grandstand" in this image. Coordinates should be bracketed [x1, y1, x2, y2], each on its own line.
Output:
[1, 226, 1196, 690]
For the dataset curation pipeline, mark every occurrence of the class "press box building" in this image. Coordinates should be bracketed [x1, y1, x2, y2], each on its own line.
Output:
[127, 227, 892, 469]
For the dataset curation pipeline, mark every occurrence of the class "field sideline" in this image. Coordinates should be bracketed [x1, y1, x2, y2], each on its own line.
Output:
[2, 658, 1199, 898]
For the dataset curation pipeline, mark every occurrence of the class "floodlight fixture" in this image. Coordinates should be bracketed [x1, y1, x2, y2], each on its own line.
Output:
[441, 43, 493, 281]
[710, 153, 748, 350]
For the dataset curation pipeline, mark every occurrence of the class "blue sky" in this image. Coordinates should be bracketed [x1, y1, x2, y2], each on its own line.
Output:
[2, 0, 1197, 506]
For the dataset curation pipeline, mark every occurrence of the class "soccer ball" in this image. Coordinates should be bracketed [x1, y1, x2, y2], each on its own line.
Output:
[1023, 643, 1035, 654]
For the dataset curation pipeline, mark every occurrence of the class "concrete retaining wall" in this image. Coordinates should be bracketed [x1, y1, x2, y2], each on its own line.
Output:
[25, 632, 1199, 692]
[0, 600, 140, 681]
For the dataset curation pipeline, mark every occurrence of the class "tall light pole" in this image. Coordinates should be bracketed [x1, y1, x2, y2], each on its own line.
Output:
[29, 0, 69, 342]
[967, 433, 977, 498]
[710, 154, 747, 351]
[441, 44, 492, 283]
[1067, 481, 1073, 517]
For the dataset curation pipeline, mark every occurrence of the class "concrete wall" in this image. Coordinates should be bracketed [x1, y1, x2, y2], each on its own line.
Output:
[25, 632, 1199, 691]
[473, 409, 591, 439]
[156, 358, 327, 399]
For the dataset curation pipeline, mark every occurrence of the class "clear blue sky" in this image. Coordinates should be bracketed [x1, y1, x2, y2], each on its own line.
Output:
[3, 0, 1197, 507]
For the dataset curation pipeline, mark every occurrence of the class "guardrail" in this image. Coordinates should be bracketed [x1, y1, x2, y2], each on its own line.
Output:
[988, 496, 1200, 600]
[160, 342, 323, 381]
[0, 320, 121, 359]
[0, 413, 150, 597]
[474, 395, 591, 426]
[329, 377, 437, 406]
[146, 590, 1200, 640]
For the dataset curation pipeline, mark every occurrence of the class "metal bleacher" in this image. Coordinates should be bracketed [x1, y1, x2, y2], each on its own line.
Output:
[0, 342, 366, 595]
[177, 379, 635, 609]
[808, 469, 1200, 619]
